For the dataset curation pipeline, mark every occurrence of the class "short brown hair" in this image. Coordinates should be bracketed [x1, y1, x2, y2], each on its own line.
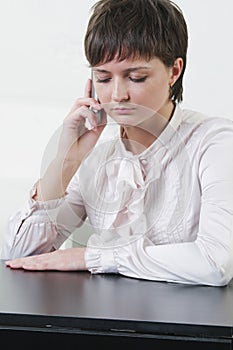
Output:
[84, 0, 188, 102]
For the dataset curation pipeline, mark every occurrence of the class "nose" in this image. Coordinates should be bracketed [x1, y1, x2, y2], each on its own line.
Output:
[111, 78, 130, 102]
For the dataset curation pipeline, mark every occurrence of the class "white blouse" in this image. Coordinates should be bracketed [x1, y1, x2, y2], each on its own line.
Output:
[2, 104, 233, 286]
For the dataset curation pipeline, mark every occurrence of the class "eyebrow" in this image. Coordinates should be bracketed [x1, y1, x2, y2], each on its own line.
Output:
[92, 66, 152, 73]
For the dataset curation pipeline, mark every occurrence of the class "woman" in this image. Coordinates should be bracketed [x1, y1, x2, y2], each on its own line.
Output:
[2, 0, 233, 286]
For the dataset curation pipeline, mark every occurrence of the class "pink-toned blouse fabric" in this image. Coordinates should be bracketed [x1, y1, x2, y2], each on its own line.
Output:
[2, 104, 233, 286]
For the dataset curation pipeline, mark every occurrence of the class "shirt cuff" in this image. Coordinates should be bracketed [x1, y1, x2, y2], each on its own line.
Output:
[85, 234, 119, 274]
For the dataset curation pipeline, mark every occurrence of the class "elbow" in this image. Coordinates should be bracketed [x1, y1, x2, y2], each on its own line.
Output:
[205, 260, 233, 287]
[209, 272, 232, 287]
[197, 240, 233, 287]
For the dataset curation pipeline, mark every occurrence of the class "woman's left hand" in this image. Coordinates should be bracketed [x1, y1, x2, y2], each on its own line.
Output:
[5, 247, 87, 271]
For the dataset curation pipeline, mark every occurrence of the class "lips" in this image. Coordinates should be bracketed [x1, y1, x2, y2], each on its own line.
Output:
[111, 106, 136, 115]
[102, 102, 155, 127]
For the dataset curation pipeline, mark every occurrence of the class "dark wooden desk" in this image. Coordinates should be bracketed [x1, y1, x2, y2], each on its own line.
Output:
[0, 260, 233, 349]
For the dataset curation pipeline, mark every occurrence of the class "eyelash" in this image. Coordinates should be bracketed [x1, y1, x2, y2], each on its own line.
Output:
[96, 76, 147, 83]
[130, 76, 147, 83]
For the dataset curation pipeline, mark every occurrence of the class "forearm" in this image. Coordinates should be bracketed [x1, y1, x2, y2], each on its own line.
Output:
[33, 83, 106, 202]
[85, 235, 233, 286]
[34, 157, 81, 201]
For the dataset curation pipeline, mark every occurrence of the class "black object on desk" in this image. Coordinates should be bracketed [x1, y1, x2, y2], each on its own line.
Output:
[0, 260, 233, 349]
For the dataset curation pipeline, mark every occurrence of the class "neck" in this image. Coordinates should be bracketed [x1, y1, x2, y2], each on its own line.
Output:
[121, 100, 175, 154]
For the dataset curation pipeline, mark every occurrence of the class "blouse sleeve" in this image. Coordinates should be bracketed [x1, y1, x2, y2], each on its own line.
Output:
[85, 122, 233, 286]
[0, 172, 86, 260]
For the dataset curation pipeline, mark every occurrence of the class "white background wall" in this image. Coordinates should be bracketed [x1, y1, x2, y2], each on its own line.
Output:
[0, 0, 233, 243]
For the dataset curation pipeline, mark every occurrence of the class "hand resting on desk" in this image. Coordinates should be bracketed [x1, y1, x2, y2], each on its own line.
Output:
[5, 247, 87, 271]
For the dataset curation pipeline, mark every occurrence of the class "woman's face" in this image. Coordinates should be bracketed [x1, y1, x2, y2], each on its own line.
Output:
[92, 57, 182, 125]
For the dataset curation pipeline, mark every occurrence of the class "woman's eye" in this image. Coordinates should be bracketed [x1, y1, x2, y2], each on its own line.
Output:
[96, 78, 111, 83]
[96, 76, 147, 83]
[129, 76, 147, 83]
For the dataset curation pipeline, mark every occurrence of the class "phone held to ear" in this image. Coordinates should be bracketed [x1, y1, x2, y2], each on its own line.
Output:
[90, 70, 103, 125]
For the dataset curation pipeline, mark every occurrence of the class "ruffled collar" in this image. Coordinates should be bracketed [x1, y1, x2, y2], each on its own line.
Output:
[81, 103, 184, 232]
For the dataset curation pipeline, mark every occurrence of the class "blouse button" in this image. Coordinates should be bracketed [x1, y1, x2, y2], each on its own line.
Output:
[141, 159, 147, 165]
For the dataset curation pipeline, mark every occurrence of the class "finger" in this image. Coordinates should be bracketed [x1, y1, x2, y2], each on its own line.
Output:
[6, 254, 49, 270]
[70, 97, 100, 113]
[71, 106, 104, 130]
[21, 260, 47, 271]
[83, 108, 101, 129]
[84, 78, 92, 98]
[5, 254, 41, 268]
[6, 258, 27, 269]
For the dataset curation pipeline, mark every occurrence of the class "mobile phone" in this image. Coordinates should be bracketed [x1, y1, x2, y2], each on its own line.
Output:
[90, 70, 103, 124]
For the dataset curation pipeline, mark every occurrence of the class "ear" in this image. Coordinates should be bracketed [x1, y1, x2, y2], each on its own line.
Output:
[169, 58, 183, 86]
